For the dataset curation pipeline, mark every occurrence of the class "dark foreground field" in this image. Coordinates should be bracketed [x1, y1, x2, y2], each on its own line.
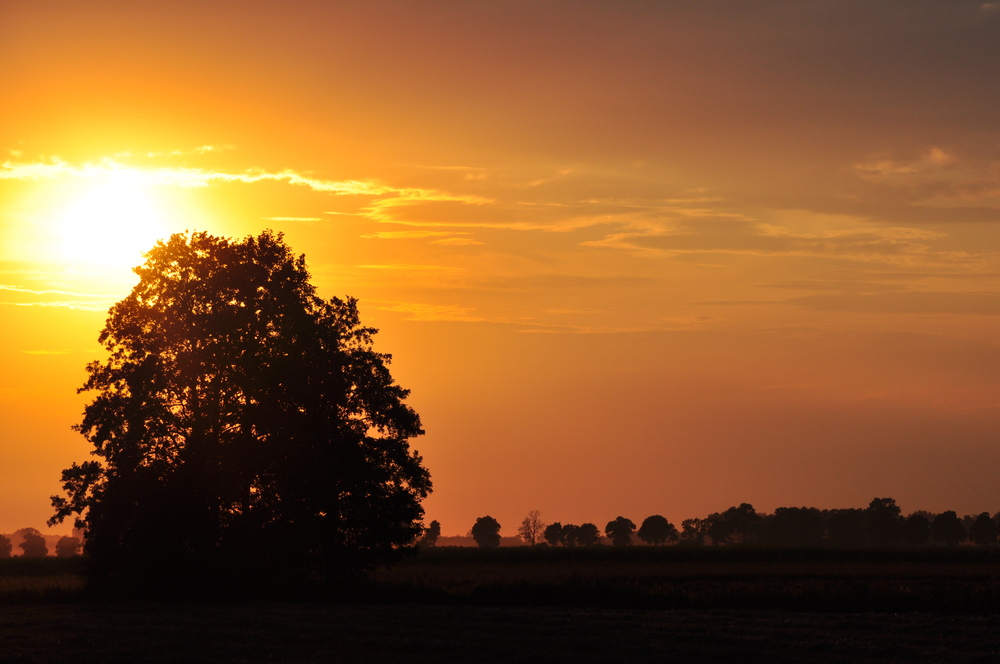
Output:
[3, 548, 1000, 662]
[3, 602, 1000, 663]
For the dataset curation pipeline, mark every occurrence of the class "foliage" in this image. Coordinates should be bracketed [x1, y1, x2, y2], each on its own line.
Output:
[55, 536, 82, 558]
[931, 511, 967, 546]
[420, 520, 441, 547]
[49, 231, 431, 589]
[543, 522, 565, 546]
[637, 515, 678, 546]
[705, 504, 760, 545]
[19, 532, 48, 558]
[604, 516, 635, 547]
[565, 523, 601, 547]
[471, 516, 501, 549]
[825, 508, 867, 547]
[865, 498, 903, 545]
[0, 535, 10, 559]
[969, 513, 997, 547]
[517, 510, 545, 546]
[902, 514, 931, 546]
[760, 507, 825, 546]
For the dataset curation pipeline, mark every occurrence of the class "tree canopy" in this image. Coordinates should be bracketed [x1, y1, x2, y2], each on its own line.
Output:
[637, 515, 678, 546]
[604, 516, 636, 547]
[471, 516, 501, 549]
[50, 230, 431, 589]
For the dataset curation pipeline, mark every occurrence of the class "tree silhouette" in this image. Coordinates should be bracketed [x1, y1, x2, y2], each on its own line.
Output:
[471, 516, 501, 548]
[637, 515, 678, 546]
[825, 508, 867, 547]
[543, 522, 565, 546]
[19, 530, 47, 558]
[0, 535, 11, 558]
[969, 512, 997, 547]
[707, 504, 760, 545]
[49, 231, 431, 589]
[760, 507, 825, 546]
[865, 498, 902, 545]
[931, 511, 966, 546]
[902, 514, 931, 546]
[573, 523, 601, 547]
[517, 510, 545, 546]
[680, 518, 709, 546]
[420, 520, 441, 547]
[604, 516, 636, 547]
[55, 536, 82, 557]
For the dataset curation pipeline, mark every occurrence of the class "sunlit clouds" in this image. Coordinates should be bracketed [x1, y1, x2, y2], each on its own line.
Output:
[2, 0, 1000, 536]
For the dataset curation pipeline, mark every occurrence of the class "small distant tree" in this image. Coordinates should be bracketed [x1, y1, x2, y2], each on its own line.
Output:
[543, 522, 565, 546]
[604, 516, 636, 547]
[680, 518, 709, 546]
[56, 536, 82, 557]
[760, 507, 825, 546]
[825, 508, 867, 547]
[0, 535, 11, 558]
[19, 531, 48, 558]
[471, 516, 501, 549]
[902, 514, 931, 546]
[706, 504, 760, 545]
[637, 515, 678, 546]
[865, 498, 903, 545]
[930, 511, 966, 546]
[517, 510, 546, 546]
[420, 520, 441, 547]
[575, 523, 601, 547]
[969, 513, 997, 547]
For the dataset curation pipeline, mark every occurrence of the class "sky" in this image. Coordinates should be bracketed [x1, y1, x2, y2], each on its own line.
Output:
[2, 1, 1000, 537]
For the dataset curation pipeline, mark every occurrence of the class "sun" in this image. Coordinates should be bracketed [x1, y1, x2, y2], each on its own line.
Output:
[50, 172, 170, 269]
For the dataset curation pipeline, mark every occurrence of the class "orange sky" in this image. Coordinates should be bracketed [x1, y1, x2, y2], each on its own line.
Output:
[2, 2, 1000, 536]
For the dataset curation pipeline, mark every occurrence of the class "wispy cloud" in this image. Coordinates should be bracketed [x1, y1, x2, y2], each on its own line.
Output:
[431, 238, 484, 246]
[22, 349, 71, 355]
[376, 302, 485, 322]
[0, 157, 491, 207]
[361, 230, 455, 239]
[0, 284, 114, 310]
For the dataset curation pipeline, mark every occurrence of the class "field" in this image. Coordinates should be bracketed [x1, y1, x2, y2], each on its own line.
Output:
[2, 548, 1000, 662]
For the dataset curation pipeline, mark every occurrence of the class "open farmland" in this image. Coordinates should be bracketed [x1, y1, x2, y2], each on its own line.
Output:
[3, 549, 1000, 661]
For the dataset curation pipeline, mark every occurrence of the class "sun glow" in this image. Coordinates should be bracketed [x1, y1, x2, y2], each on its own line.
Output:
[49, 173, 171, 269]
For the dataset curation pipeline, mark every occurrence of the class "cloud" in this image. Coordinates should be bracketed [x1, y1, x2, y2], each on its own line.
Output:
[786, 291, 1000, 316]
[431, 238, 484, 246]
[21, 349, 71, 355]
[0, 157, 490, 208]
[376, 302, 485, 322]
[0, 284, 114, 310]
[355, 263, 462, 272]
[361, 230, 455, 239]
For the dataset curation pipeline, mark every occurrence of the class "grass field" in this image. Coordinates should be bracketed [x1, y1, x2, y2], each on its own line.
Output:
[2, 549, 1000, 661]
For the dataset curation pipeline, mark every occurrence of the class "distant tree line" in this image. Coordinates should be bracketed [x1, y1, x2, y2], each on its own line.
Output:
[0, 528, 82, 558]
[450, 498, 1000, 549]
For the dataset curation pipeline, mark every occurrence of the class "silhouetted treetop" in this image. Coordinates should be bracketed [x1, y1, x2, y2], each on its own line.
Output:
[969, 512, 997, 547]
[931, 511, 966, 546]
[604, 516, 636, 547]
[50, 230, 431, 589]
[472, 516, 501, 549]
[637, 515, 678, 546]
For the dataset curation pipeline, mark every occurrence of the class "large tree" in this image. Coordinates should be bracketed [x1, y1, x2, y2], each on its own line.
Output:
[49, 231, 431, 589]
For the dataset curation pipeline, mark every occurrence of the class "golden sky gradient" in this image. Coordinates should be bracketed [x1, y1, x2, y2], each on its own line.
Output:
[2, 2, 1000, 536]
